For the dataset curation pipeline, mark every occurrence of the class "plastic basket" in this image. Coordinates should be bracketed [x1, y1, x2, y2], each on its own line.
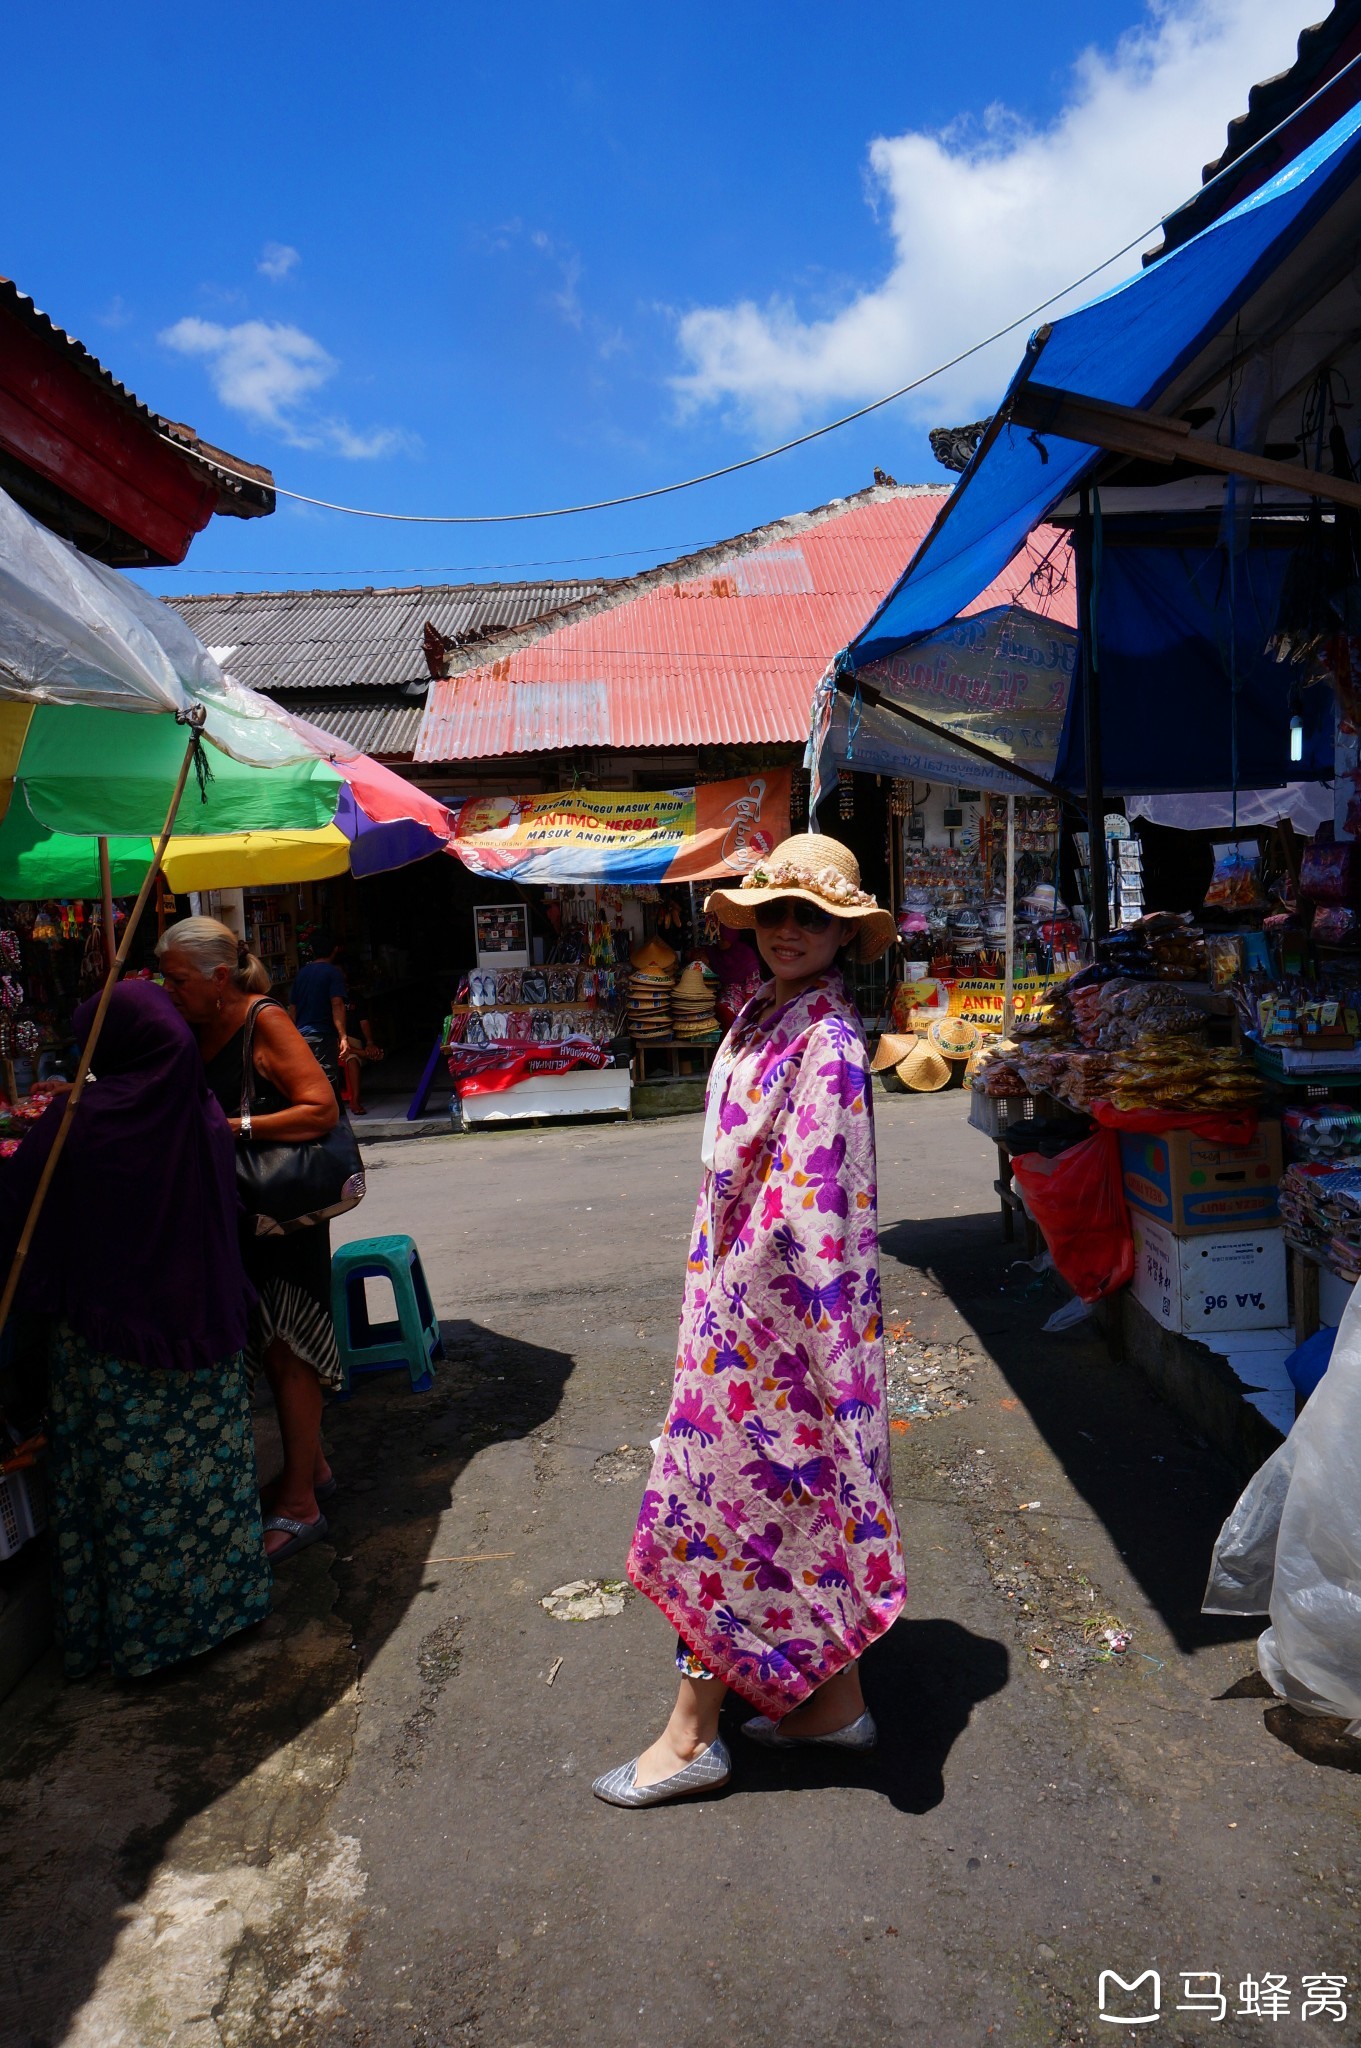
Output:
[969, 1090, 1043, 1139]
[0, 1464, 46, 1561]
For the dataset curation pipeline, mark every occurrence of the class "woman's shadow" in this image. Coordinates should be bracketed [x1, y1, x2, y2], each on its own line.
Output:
[721, 1616, 1009, 1814]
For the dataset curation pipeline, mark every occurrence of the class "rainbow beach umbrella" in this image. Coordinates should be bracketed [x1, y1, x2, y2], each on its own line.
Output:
[0, 702, 453, 896]
[0, 482, 455, 1338]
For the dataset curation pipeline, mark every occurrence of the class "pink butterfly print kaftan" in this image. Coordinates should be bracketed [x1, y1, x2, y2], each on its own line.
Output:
[626, 974, 906, 1717]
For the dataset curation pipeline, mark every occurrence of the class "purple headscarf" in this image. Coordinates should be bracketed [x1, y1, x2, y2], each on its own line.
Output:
[0, 981, 252, 1371]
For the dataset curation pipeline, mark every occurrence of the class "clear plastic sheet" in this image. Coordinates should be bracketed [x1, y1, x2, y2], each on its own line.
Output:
[1204, 1285, 1361, 1734]
[0, 484, 191, 713]
[0, 482, 316, 769]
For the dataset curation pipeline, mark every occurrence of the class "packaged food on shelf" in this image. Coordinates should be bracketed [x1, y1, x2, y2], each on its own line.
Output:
[1106, 1039, 1262, 1114]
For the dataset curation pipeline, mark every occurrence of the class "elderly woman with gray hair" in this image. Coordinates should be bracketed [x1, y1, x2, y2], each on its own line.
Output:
[157, 916, 343, 1563]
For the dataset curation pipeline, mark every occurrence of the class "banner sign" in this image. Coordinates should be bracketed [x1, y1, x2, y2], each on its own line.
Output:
[821, 603, 1077, 794]
[899, 974, 1057, 1033]
[447, 1044, 615, 1096]
[446, 771, 791, 885]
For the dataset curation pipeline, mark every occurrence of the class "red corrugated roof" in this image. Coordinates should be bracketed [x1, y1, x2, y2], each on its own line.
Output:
[415, 487, 1076, 762]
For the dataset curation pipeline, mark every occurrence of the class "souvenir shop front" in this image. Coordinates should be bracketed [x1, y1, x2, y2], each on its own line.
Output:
[810, 598, 1086, 1076]
[432, 773, 791, 1124]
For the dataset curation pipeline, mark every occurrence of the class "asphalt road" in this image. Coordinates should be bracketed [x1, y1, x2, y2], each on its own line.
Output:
[2, 1091, 1359, 2048]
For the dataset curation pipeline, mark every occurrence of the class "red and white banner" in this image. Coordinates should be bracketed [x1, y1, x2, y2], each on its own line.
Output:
[447, 1043, 615, 1097]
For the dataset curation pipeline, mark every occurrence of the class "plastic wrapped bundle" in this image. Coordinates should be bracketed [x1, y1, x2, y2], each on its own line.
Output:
[1205, 1283, 1361, 1733]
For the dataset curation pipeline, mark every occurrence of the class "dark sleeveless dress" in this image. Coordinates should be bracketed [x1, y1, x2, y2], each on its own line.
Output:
[202, 1001, 342, 1392]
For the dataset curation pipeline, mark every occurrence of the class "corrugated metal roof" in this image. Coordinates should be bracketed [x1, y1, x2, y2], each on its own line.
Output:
[166, 580, 606, 692]
[415, 488, 1076, 762]
[268, 691, 426, 759]
[0, 277, 275, 517]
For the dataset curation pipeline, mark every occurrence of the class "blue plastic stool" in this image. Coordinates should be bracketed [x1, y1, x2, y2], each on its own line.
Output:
[331, 1234, 443, 1396]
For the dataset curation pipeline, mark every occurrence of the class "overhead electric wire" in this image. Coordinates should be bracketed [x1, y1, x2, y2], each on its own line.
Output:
[156, 540, 720, 579]
[168, 227, 1169, 528]
[168, 51, 1361, 532]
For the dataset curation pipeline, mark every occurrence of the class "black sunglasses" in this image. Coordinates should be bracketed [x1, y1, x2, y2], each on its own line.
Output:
[753, 897, 834, 934]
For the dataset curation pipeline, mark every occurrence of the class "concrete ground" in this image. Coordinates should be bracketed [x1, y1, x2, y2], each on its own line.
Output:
[1, 1093, 1359, 2047]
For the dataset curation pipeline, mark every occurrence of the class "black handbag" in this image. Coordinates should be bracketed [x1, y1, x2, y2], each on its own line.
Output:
[235, 1000, 366, 1236]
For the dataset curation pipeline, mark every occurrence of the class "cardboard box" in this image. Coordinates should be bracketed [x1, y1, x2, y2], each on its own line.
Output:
[1119, 1122, 1281, 1236]
[1130, 1214, 1287, 1334]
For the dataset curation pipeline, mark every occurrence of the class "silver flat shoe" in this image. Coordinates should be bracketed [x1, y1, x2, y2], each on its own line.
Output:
[741, 1709, 878, 1751]
[592, 1736, 732, 1807]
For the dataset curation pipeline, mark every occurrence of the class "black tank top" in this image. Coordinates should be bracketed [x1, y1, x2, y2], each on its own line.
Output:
[201, 999, 291, 1122]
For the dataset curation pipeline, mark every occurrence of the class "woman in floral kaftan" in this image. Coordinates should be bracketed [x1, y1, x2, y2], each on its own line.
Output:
[594, 833, 906, 1807]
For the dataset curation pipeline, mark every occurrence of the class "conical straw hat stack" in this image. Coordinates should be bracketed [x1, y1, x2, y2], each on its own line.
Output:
[671, 959, 721, 1044]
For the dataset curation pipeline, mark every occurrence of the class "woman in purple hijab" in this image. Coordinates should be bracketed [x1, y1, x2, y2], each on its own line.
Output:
[0, 981, 270, 1678]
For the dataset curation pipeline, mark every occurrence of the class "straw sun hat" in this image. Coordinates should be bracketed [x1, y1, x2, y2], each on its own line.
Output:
[870, 1031, 951, 1092]
[705, 833, 896, 963]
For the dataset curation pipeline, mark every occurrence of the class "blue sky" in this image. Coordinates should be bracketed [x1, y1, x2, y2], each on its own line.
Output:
[7, 1, 1325, 593]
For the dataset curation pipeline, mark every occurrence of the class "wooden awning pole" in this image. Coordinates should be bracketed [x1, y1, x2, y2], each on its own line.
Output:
[98, 836, 115, 973]
[0, 722, 204, 1343]
[1002, 794, 1017, 1038]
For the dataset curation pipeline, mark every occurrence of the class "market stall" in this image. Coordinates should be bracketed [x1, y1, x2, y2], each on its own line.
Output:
[423, 773, 789, 1123]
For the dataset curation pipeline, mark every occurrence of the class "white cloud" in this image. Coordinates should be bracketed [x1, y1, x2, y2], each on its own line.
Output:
[530, 228, 585, 330]
[673, 0, 1327, 435]
[159, 315, 411, 458]
[257, 241, 300, 282]
[160, 317, 334, 424]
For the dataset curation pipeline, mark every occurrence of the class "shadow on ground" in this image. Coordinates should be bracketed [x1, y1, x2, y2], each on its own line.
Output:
[880, 1209, 1257, 1658]
[0, 1316, 572, 2048]
[718, 1617, 1009, 1815]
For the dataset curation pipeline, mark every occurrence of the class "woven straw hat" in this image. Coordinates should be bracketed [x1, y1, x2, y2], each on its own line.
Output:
[673, 961, 714, 1002]
[895, 1038, 952, 1092]
[705, 833, 896, 963]
[929, 1016, 982, 1060]
[631, 936, 678, 973]
[870, 1031, 918, 1074]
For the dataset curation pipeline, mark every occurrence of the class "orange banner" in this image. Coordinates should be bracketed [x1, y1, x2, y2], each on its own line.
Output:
[664, 770, 792, 883]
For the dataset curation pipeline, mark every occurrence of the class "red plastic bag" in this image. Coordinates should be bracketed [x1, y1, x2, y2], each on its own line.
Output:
[1011, 1129, 1134, 1304]
[1089, 1102, 1258, 1146]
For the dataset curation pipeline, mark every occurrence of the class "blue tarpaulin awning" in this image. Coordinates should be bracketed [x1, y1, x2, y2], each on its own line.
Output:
[833, 97, 1361, 798]
[849, 96, 1361, 665]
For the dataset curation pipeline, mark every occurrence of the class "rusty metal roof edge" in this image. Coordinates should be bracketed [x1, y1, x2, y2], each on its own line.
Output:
[168, 576, 615, 606]
[0, 277, 276, 510]
[1146, 2, 1361, 262]
[434, 483, 945, 683]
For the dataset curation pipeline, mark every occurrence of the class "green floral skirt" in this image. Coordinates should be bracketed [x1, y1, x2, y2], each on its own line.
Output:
[47, 1321, 272, 1679]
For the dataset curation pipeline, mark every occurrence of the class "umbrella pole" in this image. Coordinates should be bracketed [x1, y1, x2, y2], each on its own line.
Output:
[0, 727, 203, 1343]
[98, 837, 115, 973]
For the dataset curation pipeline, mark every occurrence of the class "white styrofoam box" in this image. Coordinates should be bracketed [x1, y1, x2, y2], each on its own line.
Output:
[1319, 1266, 1356, 1328]
[1199, 1328, 1299, 1437]
[461, 1067, 632, 1125]
[1130, 1214, 1288, 1334]
[1243, 1385, 1297, 1434]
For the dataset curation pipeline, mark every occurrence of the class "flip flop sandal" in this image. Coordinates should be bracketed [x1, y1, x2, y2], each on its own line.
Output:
[263, 1512, 329, 1564]
[315, 1476, 339, 1502]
